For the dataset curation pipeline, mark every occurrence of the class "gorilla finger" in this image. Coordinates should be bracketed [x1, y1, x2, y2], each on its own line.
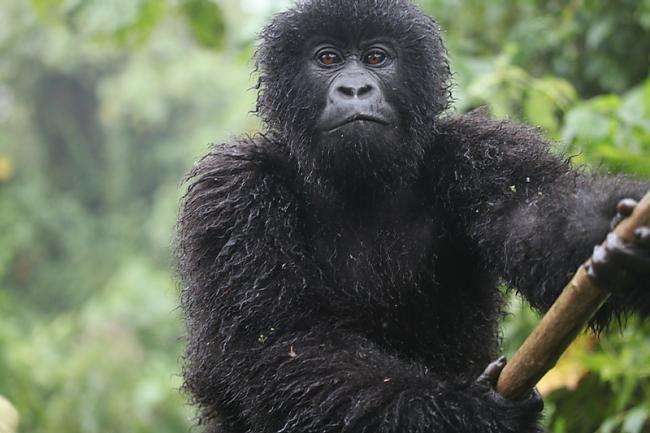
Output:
[605, 248, 650, 273]
[634, 227, 650, 248]
[591, 245, 619, 271]
[611, 199, 638, 229]
[476, 356, 507, 386]
[585, 261, 618, 289]
[604, 233, 638, 260]
[603, 237, 650, 272]
[616, 199, 638, 218]
[587, 245, 624, 288]
[524, 388, 545, 413]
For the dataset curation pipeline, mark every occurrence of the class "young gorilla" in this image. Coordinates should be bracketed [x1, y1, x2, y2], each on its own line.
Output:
[176, 1, 650, 432]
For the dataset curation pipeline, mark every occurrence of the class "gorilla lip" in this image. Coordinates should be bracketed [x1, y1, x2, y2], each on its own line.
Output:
[328, 114, 389, 131]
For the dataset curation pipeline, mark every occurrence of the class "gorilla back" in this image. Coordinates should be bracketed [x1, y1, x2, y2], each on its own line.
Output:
[176, 1, 650, 432]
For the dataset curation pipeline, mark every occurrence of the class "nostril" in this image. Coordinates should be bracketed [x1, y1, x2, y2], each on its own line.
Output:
[337, 86, 355, 97]
[357, 84, 373, 97]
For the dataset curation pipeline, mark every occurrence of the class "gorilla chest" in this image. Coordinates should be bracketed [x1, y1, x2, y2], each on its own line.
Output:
[311, 210, 439, 295]
[307, 203, 498, 367]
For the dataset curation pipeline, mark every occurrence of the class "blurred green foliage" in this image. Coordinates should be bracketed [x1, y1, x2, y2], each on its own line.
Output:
[0, 0, 649, 432]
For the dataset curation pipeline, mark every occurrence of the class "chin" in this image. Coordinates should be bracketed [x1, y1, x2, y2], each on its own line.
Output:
[321, 121, 397, 148]
[301, 124, 423, 193]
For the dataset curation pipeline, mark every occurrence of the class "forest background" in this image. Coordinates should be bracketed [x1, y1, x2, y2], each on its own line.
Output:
[2, 0, 650, 432]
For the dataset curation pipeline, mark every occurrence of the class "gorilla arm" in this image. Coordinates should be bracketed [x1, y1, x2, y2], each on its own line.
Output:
[176, 139, 542, 433]
[435, 110, 650, 329]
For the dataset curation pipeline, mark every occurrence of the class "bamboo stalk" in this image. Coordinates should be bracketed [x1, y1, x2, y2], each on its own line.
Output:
[496, 190, 650, 400]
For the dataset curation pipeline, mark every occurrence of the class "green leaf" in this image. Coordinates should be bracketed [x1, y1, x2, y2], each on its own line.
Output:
[622, 407, 648, 433]
[619, 87, 650, 130]
[181, 0, 226, 49]
[592, 146, 650, 177]
[561, 106, 611, 143]
[524, 91, 558, 132]
[31, 0, 63, 14]
[112, 0, 167, 45]
[599, 417, 621, 433]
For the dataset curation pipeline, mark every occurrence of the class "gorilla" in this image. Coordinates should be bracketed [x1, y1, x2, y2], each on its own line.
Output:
[175, 1, 650, 432]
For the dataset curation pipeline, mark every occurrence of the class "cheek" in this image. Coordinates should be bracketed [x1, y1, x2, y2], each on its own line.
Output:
[382, 83, 403, 111]
[291, 70, 329, 120]
[375, 68, 408, 111]
[378, 85, 410, 129]
[306, 72, 331, 103]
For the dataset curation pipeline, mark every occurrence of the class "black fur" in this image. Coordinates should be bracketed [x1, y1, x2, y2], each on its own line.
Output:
[176, 1, 650, 432]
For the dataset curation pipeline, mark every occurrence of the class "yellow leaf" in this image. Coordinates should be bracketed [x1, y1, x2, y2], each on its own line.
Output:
[0, 395, 19, 433]
[537, 334, 595, 396]
[0, 156, 14, 182]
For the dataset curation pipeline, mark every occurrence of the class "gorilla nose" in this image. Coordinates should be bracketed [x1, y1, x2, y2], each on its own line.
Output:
[318, 73, 393, 131]
[335, 82, 376, 100]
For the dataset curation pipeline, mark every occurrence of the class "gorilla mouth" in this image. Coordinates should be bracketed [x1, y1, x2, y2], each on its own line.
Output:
[328, 114, 389, 131]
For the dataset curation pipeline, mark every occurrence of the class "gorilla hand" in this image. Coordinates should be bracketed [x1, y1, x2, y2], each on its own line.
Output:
[586, 199, 650, 293]
[473, 357, 544, 424]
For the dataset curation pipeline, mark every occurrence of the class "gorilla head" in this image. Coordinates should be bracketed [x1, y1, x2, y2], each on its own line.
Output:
[255, 0, 451, 194]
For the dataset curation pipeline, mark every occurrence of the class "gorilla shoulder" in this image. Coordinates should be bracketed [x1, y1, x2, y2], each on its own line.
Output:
[189, 136, 295, 189]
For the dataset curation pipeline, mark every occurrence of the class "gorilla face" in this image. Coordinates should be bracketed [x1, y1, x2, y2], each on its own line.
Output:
[303, 36, 410, 191]
[256, 0, 452, 194]
[310, 38, 399, 137]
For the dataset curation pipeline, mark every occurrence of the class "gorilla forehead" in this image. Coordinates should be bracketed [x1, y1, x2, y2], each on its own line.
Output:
[260, 0, 443, 59]
[265, 0, 438, 45]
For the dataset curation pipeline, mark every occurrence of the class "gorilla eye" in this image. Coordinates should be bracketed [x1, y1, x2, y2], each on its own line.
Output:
[364, 50, 388, 66]
[317, 50, 343, 66]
